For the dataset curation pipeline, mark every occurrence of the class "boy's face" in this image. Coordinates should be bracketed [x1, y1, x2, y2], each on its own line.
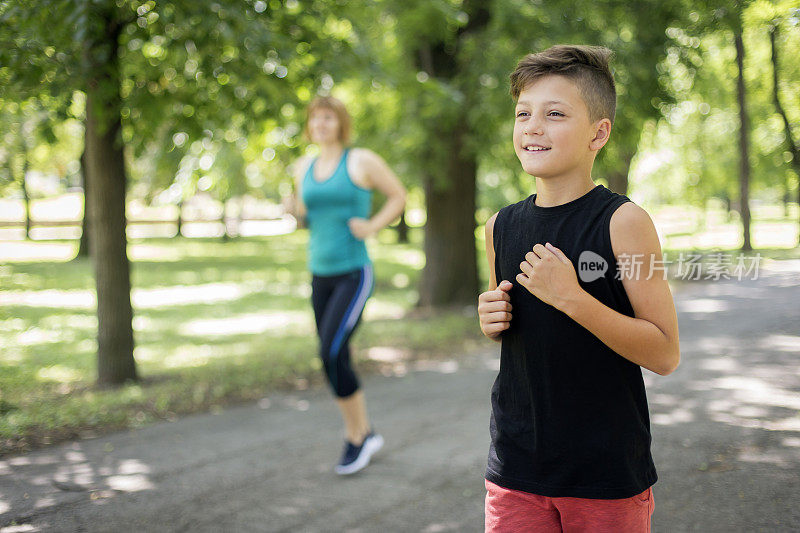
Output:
[513, 75, 610, 179]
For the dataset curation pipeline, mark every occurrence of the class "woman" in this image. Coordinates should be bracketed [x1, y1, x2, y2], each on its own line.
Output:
[290, 95, 406, 475]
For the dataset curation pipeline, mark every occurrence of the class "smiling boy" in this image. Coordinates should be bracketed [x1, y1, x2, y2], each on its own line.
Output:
[477, 46, 680, 532]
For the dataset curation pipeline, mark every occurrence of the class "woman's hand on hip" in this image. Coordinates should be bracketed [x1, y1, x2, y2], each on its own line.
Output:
[348, 217, 375, 240]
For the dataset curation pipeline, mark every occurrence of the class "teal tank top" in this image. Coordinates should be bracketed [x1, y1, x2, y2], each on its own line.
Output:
[302, 149, 372, 275]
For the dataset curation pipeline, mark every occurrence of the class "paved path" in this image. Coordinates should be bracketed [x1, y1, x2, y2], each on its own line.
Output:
[1, 261, 799, 532]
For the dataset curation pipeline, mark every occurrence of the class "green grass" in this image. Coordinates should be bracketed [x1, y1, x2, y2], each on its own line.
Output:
[0, 229, 485, 456]
[1, 208, 798, 457]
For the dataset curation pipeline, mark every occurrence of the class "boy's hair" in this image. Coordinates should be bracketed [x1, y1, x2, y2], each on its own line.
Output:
[305, 96, 351, 144]
[510, 45, 616, 125]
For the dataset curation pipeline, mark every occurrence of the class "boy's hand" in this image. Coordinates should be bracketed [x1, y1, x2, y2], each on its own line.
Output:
[478, 280, 513, 339]
[517, 242, 584, 312]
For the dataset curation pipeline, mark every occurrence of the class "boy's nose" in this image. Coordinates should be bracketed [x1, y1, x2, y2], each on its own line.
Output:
[524, 119, 544, 135]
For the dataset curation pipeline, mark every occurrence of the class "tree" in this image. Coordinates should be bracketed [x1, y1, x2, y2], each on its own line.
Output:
[123, 1, 371, 241]
[734, 23, 753, 251]
[409, 0, 489, 307]
[769, 18, 800, 244]
[1, 0, 360, 384]
[0, 98, 60, 240]
[81, 3, 138, 383]
[0, 2, 136, 384]
[76, 149, 90, 257]
[633, 1, 795, 250]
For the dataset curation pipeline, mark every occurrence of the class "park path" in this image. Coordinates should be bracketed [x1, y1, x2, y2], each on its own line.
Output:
[1, 260, 799, 532]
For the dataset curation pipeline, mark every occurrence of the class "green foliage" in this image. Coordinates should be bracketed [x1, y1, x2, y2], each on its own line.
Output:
[2, 1, 798, 230]
[632, 1, 800, 207]
[0, 0, 366, 208]
[0, 95, 78, 198]
[117, 0, 367, 204]
[312, 0, 684, 224]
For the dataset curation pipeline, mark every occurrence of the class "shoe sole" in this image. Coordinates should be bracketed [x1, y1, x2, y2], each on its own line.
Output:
[335, 434, 384, 475]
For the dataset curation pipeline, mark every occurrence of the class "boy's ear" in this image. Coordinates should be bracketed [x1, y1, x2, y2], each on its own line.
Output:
[589, 118, 612, 151]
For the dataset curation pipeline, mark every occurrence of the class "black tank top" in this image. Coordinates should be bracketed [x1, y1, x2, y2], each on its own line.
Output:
[485, 184, 658, 499]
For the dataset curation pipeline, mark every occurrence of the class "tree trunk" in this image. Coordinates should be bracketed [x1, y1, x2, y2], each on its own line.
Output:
[734, 30, 752, 252]
[606, 152, 634, 195]
[84, 10, 137, 385]
[396, 210, 409, 243]
[176, 199, 183, 237]
[414, 0, 489, 307]
[605, 170, 628, 196]
[76, 149, 90, 258]
[769, 25, 800, 245]
[21, 147, 31, 240]
[221, 198, 231, 241]
[419, 122, 478, 307]
[723, 194, 733, 220]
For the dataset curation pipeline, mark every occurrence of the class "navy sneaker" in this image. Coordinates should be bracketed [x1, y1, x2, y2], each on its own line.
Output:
[335, 432, 384, 475]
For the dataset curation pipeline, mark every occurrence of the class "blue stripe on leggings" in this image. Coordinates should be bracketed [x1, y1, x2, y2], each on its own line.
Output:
[328, 264, 373, 388]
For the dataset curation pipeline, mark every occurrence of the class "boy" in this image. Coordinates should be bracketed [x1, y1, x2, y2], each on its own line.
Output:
[477, 45, 680, 532]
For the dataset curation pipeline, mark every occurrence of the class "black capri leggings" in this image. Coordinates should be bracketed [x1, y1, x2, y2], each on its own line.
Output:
[310, 264, 374, 398]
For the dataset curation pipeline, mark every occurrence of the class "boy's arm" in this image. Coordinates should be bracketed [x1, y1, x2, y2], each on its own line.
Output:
[485, 213, 499, 290]
[517, 203, 679, 375]
[478, 213, 513, 342]
[568, 203, 679, 375]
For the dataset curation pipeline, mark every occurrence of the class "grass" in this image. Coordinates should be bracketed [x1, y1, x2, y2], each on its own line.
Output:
[0, 228, 485, 456]
[1, 205, 798, 457]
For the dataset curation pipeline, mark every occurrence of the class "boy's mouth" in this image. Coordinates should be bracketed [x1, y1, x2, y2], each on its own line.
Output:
[522, 145, 551, 152]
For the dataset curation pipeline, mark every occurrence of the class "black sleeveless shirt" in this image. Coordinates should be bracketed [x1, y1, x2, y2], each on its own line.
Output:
[485, 184, 657, 499]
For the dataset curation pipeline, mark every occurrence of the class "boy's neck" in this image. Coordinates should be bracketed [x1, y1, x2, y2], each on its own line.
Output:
[533, 175, 597, 208]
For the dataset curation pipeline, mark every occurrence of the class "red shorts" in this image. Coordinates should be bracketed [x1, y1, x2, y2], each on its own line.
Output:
[485, 479, 655, 533]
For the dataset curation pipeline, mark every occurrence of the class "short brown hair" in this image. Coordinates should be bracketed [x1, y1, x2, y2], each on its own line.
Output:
[510, 45, 616, 125]
[304, 96, 352, 144]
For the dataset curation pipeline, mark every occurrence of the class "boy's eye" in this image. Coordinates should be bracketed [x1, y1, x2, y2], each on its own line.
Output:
[548, 111, 565, 117]
[516, 111, 529, 117]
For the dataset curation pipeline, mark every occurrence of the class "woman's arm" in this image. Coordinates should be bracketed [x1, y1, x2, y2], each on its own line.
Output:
[287, 157, 310, 227]
[348, 149, 407, 239]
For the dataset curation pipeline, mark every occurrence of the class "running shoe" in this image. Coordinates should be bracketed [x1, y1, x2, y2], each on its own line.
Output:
[335, 432, 384, 475]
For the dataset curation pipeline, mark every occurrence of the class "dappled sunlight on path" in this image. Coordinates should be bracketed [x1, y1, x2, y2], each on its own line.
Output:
[1, 259, 799, 531]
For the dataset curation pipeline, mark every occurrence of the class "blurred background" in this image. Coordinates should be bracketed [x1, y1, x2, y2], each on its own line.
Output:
[0, 0, 798, 459]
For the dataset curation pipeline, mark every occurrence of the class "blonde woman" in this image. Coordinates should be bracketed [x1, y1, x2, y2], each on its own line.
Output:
[291, 96, 406, 475]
